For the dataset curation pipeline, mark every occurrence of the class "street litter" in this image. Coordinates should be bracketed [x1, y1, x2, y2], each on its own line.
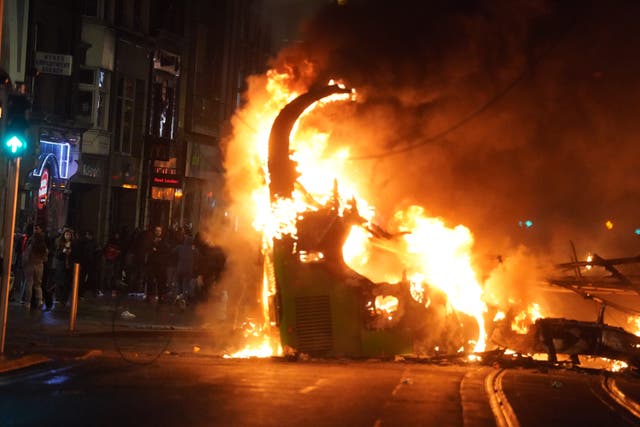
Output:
[120, 310, 136, 320]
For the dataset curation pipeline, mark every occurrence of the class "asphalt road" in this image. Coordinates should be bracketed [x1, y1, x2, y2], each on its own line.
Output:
[2, 355, 640, 427]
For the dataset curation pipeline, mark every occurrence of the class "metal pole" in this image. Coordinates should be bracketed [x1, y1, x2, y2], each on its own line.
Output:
[0, 157, 20, 354]
[68, 262, 80, 332]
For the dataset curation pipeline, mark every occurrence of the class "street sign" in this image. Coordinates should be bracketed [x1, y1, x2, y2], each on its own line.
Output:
[34, 51, 73, 76]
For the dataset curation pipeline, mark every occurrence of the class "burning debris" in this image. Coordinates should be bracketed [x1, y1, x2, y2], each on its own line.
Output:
[214, 2, 640, 372]
[218, 74, 640, 374]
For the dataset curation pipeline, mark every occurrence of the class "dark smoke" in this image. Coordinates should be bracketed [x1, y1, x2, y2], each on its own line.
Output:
[269, 0, 640, 267]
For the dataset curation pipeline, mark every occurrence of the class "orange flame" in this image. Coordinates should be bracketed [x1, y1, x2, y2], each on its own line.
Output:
[511, 303, 543, 334]
[227, 70, 489, 356]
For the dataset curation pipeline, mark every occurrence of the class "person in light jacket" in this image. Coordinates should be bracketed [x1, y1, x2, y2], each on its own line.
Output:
[22, 225, 49, 310]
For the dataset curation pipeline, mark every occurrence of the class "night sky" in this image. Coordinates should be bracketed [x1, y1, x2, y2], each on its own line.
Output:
[265, 0, 640, 264]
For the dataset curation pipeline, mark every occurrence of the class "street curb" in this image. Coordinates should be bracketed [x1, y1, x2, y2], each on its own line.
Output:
[0, 354, 51, 374]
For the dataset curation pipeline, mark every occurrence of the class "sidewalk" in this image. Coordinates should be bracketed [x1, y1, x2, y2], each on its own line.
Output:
[0, 292, 239, 372]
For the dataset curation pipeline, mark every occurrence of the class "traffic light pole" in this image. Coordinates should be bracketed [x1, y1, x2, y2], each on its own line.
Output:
[0, 157, 20, 354]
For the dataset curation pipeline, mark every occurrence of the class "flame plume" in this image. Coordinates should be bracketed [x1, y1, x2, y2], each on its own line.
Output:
[226, 70, 488, 357]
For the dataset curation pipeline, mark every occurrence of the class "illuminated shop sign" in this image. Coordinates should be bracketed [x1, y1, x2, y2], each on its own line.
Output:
[33, 140, 74, 179]
[38, 168, 49, 210]
[151, 166, 182, 188]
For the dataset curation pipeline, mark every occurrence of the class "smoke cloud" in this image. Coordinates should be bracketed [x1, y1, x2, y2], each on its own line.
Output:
[216, 0, 640, 331]
[268, 0, 640, 262]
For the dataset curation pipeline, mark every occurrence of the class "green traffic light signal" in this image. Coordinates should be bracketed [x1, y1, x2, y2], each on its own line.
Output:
[4, 134, 26, 155]
[1, 92, 30, 158]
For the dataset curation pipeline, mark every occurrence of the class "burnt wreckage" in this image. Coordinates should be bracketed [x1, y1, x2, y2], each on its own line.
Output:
[265, 84, 640, 366]
[266, 85, 476, 358]
[492, 251, 640, 368]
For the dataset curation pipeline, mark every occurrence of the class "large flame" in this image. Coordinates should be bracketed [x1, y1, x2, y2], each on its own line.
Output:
[227, 70, 488, 357]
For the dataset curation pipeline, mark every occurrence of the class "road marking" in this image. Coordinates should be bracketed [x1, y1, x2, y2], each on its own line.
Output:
[485, 369, 520, 427]
[373, 368, 412, 427]
[601, 376, 640, 420]
[391, 367, 411, 396]
[299, 378, 327, 394]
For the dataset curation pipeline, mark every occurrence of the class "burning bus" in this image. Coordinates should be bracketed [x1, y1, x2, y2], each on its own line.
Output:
[223, 72, 640, 370]
[261, 83, 484, 358]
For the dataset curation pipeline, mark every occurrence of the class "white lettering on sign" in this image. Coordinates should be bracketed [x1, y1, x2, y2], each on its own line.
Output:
[35, 52, 73, 76]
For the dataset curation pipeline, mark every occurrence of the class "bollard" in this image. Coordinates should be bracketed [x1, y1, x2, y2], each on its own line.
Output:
[69, 263, 81, 332]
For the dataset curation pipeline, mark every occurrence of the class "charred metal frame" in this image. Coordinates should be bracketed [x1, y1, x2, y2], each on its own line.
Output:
[267, 85, 442, 357]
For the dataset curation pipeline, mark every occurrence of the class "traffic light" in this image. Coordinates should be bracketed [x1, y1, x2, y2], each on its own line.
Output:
[1, 90, 30, 157]
[518, 219, 534, 228]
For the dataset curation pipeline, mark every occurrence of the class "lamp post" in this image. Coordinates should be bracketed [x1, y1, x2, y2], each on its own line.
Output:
[0, 156, 20, 354]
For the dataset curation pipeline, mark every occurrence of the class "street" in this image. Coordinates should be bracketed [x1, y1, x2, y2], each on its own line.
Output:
[1, 293, 640, 426]
[2, 352, 640, 426]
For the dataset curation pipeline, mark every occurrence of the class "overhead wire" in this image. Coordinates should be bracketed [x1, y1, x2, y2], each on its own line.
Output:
[346, 7, 587, 161]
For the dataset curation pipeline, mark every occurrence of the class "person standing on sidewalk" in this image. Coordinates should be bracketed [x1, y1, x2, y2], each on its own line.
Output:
[101, 231, 123, 297]
[79, 230, 101, 297]
[53, 228, 75, 310]
[145, 226, 169, 303]
[21, 224, 49, 310]
[41, 228, 56, 310]
[173, 235, 198, 307]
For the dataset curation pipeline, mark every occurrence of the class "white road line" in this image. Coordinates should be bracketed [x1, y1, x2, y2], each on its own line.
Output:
[392, 367, 411, 396]
[485, 369, 521, 427]
[299, 378, 327, 394]
[374, 368, 411, 427]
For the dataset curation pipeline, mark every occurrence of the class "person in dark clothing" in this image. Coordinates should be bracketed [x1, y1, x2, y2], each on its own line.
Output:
[101, 231, 123, 297]
[173, 235, 198, 305]
[21, 225, 49, 309]
[193, 232, 226, 302]
[145, 226, 169, 302]
[41, 228, 56, 310]
[125, 228, 147, 293]
[53, 228, 75, 309]
[10, 230, 28, 302]
[79, 230, 101, 297]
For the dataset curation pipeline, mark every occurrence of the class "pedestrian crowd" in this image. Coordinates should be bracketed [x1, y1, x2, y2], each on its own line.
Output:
[1, 221, 226, 311]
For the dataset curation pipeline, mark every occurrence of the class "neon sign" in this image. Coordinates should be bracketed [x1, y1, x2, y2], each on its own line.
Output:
[33, 140, 71, 179]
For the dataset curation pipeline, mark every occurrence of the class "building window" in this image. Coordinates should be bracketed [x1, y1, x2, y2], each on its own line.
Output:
[81, 0, 107, 20]
[115, 76, 145, 155]
[150, 79, 177, 139]
[77, 67, 111, 130]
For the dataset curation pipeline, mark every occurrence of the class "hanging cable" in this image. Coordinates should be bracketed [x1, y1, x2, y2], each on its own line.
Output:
[347, 9, 587, 161]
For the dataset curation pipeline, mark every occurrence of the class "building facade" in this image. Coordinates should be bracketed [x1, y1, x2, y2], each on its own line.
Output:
[0, 0, 272, 243]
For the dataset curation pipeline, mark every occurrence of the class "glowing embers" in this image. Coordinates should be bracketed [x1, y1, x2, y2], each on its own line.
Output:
[346, 205, 487, 352]
[578, 356, 628, 372]
[628, 316, 640, 337]
[408, 274, 436, 309]
[299, 251, 325, 263]
[375, 295, 399, 320]
[224, 320, 282, 359]
[365, 293, 402, 329]
[511, 303, 543, 334]
[502, 351, 630, 373]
